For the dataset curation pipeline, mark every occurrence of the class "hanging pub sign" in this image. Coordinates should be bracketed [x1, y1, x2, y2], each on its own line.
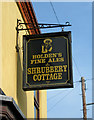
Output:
[23, 31, 73, 91]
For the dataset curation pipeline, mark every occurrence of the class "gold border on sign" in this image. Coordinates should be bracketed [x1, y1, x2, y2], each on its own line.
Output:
[25, 36, 70, 87]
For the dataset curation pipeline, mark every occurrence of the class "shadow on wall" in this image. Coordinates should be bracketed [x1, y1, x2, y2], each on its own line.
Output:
[16, 52, 27, 117]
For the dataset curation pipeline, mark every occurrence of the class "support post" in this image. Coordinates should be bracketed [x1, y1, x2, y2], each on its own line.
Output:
[81, 77, 87, 120]
[15, 19, 20, 52]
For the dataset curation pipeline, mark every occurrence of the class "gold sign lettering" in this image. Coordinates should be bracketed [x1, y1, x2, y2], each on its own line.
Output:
[27, 39, 68, 83]
[27, 65, 67, 75]
[32, 53, 63, 59]
[27, 65, 67, 81]
[32, 73, 63, 81]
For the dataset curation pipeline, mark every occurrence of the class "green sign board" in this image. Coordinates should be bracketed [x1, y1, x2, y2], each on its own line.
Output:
[23, 31, 73, 90]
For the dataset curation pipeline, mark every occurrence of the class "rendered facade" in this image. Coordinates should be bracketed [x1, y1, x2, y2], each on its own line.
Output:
[0, 1, 47, 119]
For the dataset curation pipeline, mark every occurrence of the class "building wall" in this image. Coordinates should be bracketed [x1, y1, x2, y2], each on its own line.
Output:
[0, 2, 47, 118]
[0, 2, 2, 92]
[39, 90, 47, 118]
[1, 2, 34, 118]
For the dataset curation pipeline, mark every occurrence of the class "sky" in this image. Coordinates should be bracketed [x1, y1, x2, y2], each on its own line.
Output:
[32, 1, 92, 118]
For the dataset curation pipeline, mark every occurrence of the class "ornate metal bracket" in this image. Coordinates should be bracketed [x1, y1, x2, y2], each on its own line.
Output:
[16, 19, 71, 52]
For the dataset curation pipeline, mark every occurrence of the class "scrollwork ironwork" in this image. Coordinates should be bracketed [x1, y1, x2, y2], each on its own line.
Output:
[16, 19, 71, 52]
